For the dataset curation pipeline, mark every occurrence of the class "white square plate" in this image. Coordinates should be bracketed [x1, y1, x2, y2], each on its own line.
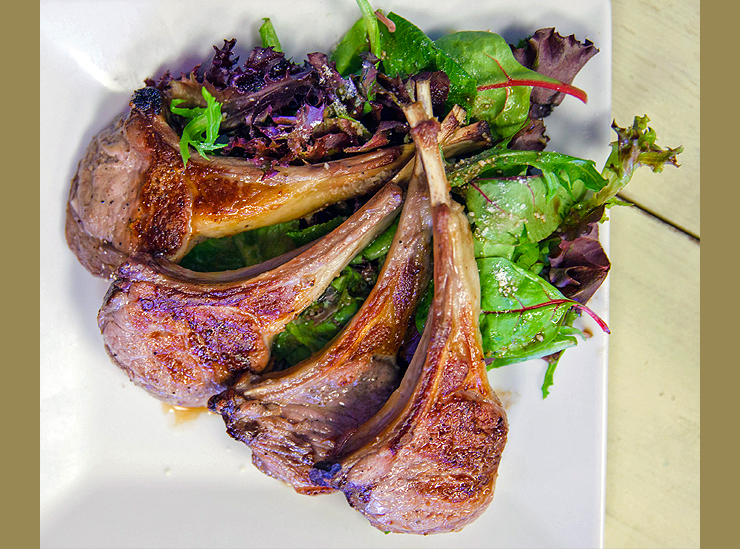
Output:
[40, 1, 612, 547]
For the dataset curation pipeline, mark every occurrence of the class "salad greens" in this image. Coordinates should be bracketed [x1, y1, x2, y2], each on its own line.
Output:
[272, 263, 378, 366]
[477, 257, 587, 367]
[334, 1, 588, 141]
[355, 0, 381, 57]
[169, 1, 681, 393]
[179, 220, 300, 272]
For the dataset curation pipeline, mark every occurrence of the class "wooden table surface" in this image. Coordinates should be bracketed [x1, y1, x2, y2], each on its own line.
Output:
[606, 0, 699, 547]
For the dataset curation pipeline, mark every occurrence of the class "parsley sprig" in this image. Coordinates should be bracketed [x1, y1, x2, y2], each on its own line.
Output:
[170, 87, 226, 166]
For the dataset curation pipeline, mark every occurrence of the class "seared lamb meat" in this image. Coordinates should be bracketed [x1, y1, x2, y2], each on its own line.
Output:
[310, 98, 508, 535]
[66, 87, 413, 278]
[209, 151, 433, 495]
[97, 183, 403, 407]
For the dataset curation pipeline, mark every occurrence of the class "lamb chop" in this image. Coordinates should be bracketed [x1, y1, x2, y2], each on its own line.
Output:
[97, 183, 403, 407]
[208, 147, 433, 495]
[66, 86, 414, 278]
[310, 96, 509, 535]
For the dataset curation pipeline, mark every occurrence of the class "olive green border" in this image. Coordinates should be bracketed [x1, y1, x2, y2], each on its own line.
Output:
[10, 1, 41, 548]
[701, 1, 722, 548]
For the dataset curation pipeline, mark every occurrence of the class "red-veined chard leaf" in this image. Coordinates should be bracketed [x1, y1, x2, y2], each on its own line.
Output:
[331, 5, 590, 143]
[448, 147, 608, 199]
[465, 173, 586, 258]
[511, 27, 598, 119]
[478, 256, 588, 366]
[433, 31, 532, 140]
[418, 254, 594, 397]
[435, 31, 587, 140]
[375, 12, 478, 112]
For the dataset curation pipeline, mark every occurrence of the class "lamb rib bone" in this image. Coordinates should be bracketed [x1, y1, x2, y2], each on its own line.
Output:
[97, 183, 404, 408]
[66, 86, 414, 278]
[385, 104, 490, 189]
[310, 96, 509, 535]
[208, 147, 433, 495]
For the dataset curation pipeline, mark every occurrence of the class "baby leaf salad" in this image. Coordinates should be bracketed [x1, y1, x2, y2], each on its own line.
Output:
[148, 0, 681, 397]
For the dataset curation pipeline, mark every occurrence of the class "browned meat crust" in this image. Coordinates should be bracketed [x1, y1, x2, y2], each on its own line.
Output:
[209, 157, 433, 495]
[97, 183, 403, 407]
[66, 87, 413, 278]
[309, 100, 508, 535]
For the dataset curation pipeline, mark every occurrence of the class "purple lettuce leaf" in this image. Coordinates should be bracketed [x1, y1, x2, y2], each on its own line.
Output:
[548, 223, 610, 305]
[508, 118, 549, 151]
[506, 28, 598, 152]
[512, 28, 599, 119]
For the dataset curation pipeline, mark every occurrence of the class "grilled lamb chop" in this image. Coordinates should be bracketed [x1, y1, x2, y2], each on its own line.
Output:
[209, 150, 433, 495]
[66, 87, 414, 278]
[310, 99, 508, 535]
[97, 183, 403, 407]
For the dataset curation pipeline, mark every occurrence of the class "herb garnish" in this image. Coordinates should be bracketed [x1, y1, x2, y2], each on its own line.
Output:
[169, 87, 226, 166]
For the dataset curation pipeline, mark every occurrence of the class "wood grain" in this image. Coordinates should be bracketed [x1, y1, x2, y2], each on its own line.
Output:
[607, 1, 700, 547]
[607, 2, 700, 545]
[612, 0, 699, 238]
[606, 205, 699, 548]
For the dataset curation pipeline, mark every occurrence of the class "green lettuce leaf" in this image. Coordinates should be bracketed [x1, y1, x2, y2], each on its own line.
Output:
[331, 17, 371, 76]
[286, 217, 346, 247]
[331, 0, 382, 75]
[466, 174, 584, 257]
[355, 217, 399, 262]
[179, 220, 300, 272]
[355, 0, 380, 57]
[590, 115, 683, 208]
[414, 281, 433, 334]
[377, 12, 478, 111]
[448, 147, 608, 197]
[509, 240, 554, 276]
[259, 18, 283, 52]
[271, 264, 377, 367]
[477, 257, 584, 364]
[457, 148, 608, 262]
[556, 115, 683, 234]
